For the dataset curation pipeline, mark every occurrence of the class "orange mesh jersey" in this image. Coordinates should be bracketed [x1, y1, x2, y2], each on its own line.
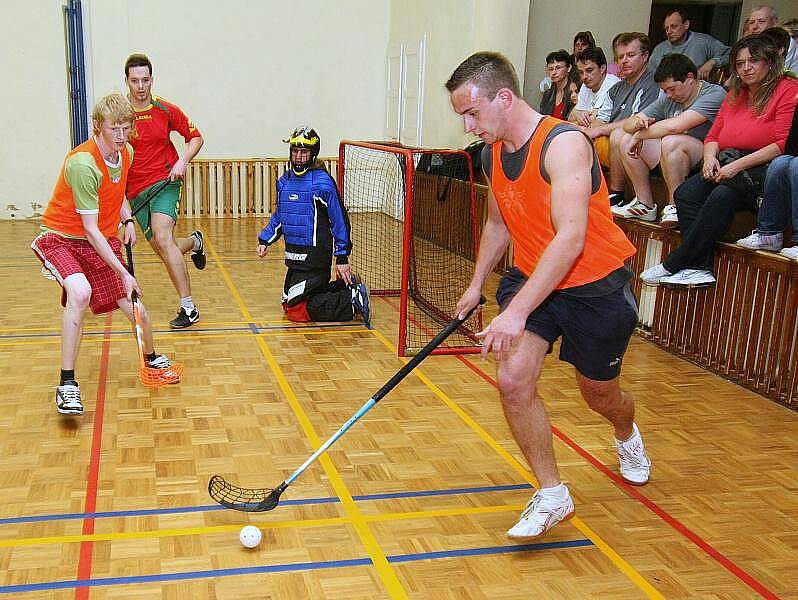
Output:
[42, 138, 131, 238]
[490, 117, 635, 288]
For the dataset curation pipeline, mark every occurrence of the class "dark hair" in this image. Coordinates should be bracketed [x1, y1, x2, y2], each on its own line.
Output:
[729, 35, 788, 113]
[573, 31, 596, 48]
[614, 32, 651, 55]
[653, 53, 698, 83]
[445, 51, 521, 98]
[575, 47, 608, 68]
[760, 26, 791, 53]
[546, 49, 571, 65]
[665, 8, 690, 23]
[124, 53, 152, 78]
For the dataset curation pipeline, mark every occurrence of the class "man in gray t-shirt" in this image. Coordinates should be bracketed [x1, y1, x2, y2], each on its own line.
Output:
[648, 9, 730, 79]
[580, 33, 661, 205]
[612, 53, 727, 227]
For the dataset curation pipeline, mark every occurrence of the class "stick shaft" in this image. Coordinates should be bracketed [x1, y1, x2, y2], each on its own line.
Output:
[282, 302, 481, 487]
[131, 178, 171, 217]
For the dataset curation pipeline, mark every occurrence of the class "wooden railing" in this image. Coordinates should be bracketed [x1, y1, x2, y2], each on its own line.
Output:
[620, 219, 798, 408]
[180, 157, 338, 217]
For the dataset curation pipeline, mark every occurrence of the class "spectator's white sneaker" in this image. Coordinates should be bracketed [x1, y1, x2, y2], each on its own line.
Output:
[659, 204, 678, 229]
[736, 230, 783, 252]
[780, 246, 798, 260]
[640, 263, 672, 286]
[611, 198, 657, 222]
[507, 488, 575, 540]
[660, 269, 716, 287]
[616, 423, 651, 485]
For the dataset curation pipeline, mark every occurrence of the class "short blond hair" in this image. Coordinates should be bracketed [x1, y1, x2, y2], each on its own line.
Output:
[91, 93, 135, 135]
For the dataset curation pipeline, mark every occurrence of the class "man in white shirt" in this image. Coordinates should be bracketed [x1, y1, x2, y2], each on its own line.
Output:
[570, 47, 621, 127]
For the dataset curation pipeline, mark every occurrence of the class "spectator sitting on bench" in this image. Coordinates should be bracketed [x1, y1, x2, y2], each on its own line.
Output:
[640, 36, 798, 288]
[578, 33, 661, 207]
[569, 47, 621, 129]
[745, 5, 798, 72]
[540, 50, 577, 119]
[737, 100, 798, 258]
[613, 53, 726, 226]
[648, 8, 730, 80]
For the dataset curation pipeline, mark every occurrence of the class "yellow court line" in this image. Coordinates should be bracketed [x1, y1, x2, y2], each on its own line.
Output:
[205, 237, 409, 600]
[0, 504, 526, 549]
[370, 329, 666, 600]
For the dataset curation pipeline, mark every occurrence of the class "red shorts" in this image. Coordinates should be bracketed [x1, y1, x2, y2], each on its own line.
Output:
[32, 232, 127, 315]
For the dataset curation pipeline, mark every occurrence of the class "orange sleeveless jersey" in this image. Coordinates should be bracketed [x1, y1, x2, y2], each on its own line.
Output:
[42, 138, 130, 238]
[491, 117, 635, 288]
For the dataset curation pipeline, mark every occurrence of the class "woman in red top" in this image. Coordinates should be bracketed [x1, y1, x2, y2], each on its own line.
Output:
[642, 35, 798, 287]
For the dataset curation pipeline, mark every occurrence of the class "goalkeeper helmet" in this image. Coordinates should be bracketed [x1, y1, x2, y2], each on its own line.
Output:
[286, 125, 320, 175]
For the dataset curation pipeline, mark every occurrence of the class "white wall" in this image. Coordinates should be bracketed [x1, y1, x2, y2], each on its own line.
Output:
[86, 0, 390, 159]
[524, 0, 653, 108]
[389, 0, 530, 150]
[0, 1, 71, 218]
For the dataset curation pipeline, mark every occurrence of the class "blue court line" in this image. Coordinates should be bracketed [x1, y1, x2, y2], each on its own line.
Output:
[0, 483, 533, 525]
[0, 539, 592, 594]
[0, 321, 364, 340]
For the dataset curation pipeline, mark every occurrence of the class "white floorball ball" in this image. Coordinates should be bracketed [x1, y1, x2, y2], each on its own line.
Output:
[239, 525, 262, 548]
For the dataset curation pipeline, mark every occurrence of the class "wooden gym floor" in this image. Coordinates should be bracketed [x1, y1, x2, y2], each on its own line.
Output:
[0, 217, 795, 599]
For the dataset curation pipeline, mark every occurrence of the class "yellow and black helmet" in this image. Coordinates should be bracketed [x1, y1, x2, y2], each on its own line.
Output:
[285, 125, 320, 175]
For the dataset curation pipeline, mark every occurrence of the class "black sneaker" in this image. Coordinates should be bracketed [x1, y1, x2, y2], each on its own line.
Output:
[608, 192, 626, 207]
[190, 231, 206, 270]
[169, 306, 200, 328]
[56, 381, 83, 415]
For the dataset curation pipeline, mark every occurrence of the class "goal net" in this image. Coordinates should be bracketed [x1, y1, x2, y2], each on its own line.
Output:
[338, 140, 483, 356]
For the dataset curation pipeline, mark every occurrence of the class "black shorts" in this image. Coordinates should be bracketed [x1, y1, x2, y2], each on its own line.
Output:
[496, 268, 638, 381]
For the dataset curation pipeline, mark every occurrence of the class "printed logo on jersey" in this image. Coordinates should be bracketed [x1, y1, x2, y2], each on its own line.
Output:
[136, 114, 153, 121]
[289, 194, 299, 200]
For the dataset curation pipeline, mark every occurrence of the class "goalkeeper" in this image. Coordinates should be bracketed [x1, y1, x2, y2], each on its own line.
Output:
[257, 126, 370, 327]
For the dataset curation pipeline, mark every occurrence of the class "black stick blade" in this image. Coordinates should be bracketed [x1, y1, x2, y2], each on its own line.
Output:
[208, 475, 285, 512]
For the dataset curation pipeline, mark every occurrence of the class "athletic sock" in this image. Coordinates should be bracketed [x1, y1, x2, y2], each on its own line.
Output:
[60, 369, 75, 385]
[539, 482, 569, 501]
[180, 296, 195, 312]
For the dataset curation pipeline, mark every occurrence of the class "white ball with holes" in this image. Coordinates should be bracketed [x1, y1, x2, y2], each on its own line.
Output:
[239, 525, 262, 549]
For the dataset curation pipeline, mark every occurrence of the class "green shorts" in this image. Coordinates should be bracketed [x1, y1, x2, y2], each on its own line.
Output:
[131, 180, 182, 241]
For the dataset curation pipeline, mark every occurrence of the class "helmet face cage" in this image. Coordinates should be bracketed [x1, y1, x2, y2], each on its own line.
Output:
[288, 126, 320, 174]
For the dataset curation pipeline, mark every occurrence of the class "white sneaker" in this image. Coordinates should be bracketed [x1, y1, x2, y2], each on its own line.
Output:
[611, 198, 657, 222]
[659, 269, 715, 287]
[780, 246, 798, 260]
[56, 382, 83, 415]
[506, 488, 575, 540]
[640, 263, 672, 286]
[736, 230, 783, 252]
[616, 423, 651, 485]
[659, 204, 678, 229]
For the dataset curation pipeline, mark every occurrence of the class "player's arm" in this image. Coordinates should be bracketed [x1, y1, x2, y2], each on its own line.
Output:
[120, 198, 136, 246]
[169, 105, 204, 180]
[323, 185, 355, 284]
[479, 131, 590, 357]
[81, 213, 140, 299]
[170, 136, 204, 180]
[455, 186, 510, 318]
